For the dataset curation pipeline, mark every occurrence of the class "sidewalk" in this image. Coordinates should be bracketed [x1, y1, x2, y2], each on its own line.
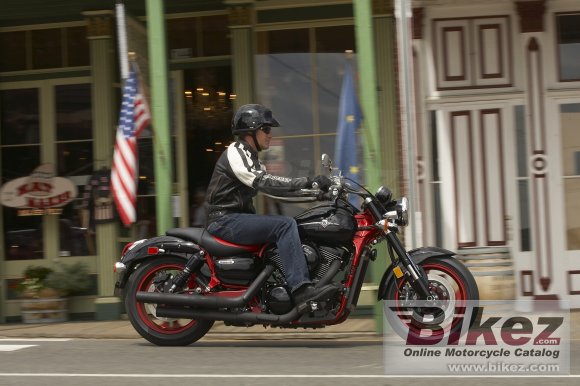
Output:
[1, 311, 578, 341]
[0, 317, 378, 341]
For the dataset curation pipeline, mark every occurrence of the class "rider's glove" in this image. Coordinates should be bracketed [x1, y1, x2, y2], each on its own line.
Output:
[312, 175, 332, 192]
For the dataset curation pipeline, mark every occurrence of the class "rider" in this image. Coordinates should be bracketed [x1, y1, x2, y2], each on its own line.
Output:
[205, 104, 336, 309]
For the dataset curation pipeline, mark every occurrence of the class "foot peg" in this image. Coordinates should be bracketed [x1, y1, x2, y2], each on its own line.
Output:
[294, 285, 339, 314]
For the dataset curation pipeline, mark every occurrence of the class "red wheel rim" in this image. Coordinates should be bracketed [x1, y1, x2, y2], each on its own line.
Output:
[135, 263, 197, 334]
[394, 262, 469, 339]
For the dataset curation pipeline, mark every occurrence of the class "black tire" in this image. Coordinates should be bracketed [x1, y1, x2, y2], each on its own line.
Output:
[384, 257, 479, 343]
[125, 256, 214, 346]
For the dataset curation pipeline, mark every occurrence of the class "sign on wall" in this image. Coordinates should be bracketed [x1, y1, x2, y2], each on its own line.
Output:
[0, 164, 78, 215]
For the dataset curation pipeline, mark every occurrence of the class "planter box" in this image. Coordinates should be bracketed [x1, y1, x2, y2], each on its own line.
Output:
[20, 298, 67, 323]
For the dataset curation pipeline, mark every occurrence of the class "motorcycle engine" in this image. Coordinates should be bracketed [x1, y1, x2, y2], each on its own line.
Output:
[265, 244, 347, 315]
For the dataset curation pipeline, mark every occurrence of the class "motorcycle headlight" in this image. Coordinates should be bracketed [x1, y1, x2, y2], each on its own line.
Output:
[376, 186, 393, 207]
[396, 197, 409, 226]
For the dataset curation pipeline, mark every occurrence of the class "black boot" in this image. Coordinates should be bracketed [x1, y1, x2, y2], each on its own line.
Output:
[293, 284, 337, 308]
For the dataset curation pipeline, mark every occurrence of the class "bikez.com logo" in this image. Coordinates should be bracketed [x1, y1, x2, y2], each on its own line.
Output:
[389, 305, 563, 348]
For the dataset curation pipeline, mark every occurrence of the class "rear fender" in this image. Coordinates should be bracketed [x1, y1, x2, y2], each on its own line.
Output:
[116, 235, 199, 291]
[377, 247, 455, 300]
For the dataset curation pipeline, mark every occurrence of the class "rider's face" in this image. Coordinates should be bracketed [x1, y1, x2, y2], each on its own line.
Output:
[255, 126, 272, 150]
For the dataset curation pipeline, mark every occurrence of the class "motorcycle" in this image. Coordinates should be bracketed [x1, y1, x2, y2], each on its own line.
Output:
[114, 154, 479, 346]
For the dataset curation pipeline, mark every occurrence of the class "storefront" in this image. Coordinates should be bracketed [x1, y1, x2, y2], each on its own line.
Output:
[0, 0, 399, 322]
[412, 0, 580, 307]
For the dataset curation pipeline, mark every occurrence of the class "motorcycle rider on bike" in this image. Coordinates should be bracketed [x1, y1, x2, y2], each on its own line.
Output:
[205, 104, 337, 309]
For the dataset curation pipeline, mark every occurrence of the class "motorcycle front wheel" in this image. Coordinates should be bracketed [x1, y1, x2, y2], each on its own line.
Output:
[384, 257, 479, 343]
[125, 256, 214, 346]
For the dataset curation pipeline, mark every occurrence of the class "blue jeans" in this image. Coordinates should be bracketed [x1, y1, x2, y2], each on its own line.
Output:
[206, 213, 310, 292]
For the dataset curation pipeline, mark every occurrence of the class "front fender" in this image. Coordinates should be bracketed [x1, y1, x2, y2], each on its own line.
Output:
[377, 247, 455, 300]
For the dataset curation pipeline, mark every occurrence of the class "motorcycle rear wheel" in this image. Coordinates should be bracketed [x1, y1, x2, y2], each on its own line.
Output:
[384, 257, 479, 343]
[125, 256, 214, 346]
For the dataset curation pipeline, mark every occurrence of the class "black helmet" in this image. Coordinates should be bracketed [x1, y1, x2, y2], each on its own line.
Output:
[231, 104, 280, 135]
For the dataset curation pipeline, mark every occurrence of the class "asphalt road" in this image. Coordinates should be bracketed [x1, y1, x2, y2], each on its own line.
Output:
[0, 338, 578, 386]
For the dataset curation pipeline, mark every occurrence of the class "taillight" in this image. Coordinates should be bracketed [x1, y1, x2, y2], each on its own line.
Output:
[147, 247, 160, 255]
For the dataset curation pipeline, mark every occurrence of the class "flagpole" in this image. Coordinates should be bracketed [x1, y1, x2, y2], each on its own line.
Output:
[115, 1, 129, 80]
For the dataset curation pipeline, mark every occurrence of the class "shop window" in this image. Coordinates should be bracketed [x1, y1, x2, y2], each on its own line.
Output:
[56, 84, 92, 141]
[65, 26, 90, 67]
[57, 142, 93, 176]
[136, 138, 156, 195]
[182, 65, 233, 223]
[256, 25, 356, 155]
[560, 103, 580, 250]
[257, 29, 309, 54]
[515, 105, 531, 252]
[0, 26, 88, 72]
[557, 13, 580, 81]
[167, 14, 230, 59]
[0, 31, 27, 72]
[0, 88, 40, 145]
[1, 88, 43, 260]
[167, 17, 199, 58]
[201, 15, 230, 56]
[55, 83, 95, 256]
[255, 24, 356, 214]
[315, 25, 355, 53]
[31, 28, 63, 69]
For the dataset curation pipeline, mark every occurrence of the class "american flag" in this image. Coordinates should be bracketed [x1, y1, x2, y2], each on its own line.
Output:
[111, 64, 151, 226]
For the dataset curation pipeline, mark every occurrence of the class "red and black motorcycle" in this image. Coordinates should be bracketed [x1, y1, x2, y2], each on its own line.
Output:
[114, 155, 479, 346]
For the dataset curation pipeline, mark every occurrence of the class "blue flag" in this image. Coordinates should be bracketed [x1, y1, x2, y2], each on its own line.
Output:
[334, 58, 362, 204]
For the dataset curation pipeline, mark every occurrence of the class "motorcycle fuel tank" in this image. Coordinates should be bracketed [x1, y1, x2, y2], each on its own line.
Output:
[295, 203, 356, 245]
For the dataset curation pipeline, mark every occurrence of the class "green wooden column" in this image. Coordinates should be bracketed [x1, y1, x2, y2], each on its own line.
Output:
[228, 3, 255, 109]
[84, 10, 121, 320]
[227, 2, 259, 211]
[146, 0, 174, 234]
[353, 0, 393, 333]
[375, 12, 400, 196]
[373, 5, 400, 334]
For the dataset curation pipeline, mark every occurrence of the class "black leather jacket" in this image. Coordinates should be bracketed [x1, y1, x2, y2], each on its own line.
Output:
[205, 139, 311, 224]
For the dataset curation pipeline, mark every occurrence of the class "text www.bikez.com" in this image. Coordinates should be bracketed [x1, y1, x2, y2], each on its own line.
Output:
[447, 362, 560, 373]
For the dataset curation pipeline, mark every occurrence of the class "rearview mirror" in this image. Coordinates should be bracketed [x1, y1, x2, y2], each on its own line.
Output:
[321, 154, 332, 172]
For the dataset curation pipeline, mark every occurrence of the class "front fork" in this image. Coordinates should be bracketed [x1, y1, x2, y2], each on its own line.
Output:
[385, 231, 432, 299]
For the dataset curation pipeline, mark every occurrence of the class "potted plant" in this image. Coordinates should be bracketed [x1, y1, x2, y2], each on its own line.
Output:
[44, 262, 91, 298]
[19, 262, 91, 323]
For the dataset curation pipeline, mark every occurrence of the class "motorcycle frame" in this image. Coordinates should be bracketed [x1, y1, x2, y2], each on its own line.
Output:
[123, 204, 443, 328]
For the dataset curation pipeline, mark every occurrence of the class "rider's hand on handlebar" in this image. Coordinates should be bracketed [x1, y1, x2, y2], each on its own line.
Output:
[311, 175, 332, 191]
[317, 190, 334, 201]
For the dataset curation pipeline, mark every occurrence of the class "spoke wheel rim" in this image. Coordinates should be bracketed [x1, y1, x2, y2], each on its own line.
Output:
[135, 263, 197, 334]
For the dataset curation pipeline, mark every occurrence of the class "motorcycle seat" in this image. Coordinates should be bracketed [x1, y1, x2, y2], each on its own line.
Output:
[166, 227, 262, 257]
